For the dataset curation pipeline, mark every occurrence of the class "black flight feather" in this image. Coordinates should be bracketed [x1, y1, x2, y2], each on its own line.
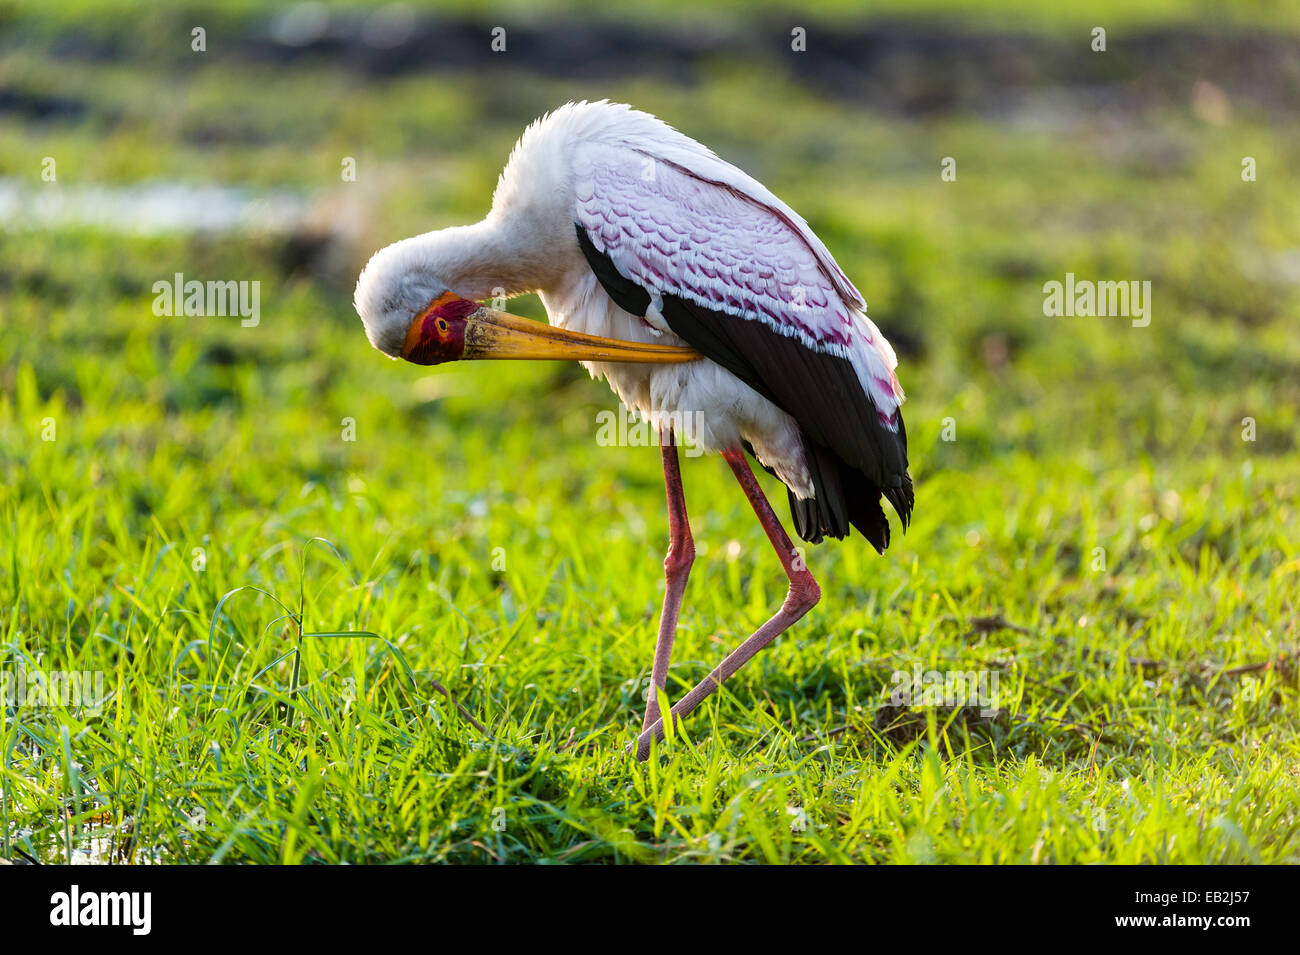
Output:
[576, 223, 912, 550]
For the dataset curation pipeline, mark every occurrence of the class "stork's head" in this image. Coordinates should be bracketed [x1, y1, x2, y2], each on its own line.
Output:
[354, 238, 703, 367]
[353, 240, 463, 362]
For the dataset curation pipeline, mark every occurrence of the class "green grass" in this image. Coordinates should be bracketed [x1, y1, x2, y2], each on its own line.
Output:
[1, 3, 1298, 863]
[13, 0, 1300, 33]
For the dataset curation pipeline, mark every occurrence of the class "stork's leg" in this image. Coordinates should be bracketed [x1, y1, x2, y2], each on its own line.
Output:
[634, 448, 820, 761]
[642, 429, 695, 731]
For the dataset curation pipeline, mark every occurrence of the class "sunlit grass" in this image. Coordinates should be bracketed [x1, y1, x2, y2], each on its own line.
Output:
[1, 3, 1298, 863]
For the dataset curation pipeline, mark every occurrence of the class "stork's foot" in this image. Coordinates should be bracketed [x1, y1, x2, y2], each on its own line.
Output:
[631, 447, 821, 762]
[641, 435, 694, 732]
[632, 576, 819, 761]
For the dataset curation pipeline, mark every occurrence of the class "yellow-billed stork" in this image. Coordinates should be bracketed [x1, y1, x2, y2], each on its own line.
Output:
[355, 100, 912, 760]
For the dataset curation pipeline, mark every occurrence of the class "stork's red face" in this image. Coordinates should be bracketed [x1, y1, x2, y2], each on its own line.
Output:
[399, 291, 703, 366]
[400, 291, 477, 365]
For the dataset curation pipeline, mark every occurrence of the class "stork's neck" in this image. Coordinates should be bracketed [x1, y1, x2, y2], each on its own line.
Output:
[404, 213, 559, 302]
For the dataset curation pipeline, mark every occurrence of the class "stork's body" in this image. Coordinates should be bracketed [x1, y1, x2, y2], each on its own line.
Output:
[356, 101, 912, 758]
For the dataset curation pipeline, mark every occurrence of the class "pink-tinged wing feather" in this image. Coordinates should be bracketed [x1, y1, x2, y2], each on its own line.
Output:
[572, 141, 903, 427]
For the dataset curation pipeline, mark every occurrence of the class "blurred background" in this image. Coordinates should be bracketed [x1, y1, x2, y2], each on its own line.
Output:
[3, 1, 1296, 493]
[0, 1, 1297, 862]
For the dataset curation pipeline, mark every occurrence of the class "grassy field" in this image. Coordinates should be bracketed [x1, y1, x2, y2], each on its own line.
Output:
[1, 2, 1298, 863]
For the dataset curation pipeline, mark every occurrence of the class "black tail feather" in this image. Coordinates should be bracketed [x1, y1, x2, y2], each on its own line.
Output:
[745, 435, 900, 554]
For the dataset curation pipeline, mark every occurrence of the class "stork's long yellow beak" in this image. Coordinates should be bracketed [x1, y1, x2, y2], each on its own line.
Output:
[466, 308, 702, 363]
[400, 294, 701, 366]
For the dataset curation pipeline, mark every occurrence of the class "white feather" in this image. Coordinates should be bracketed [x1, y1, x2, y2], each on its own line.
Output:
[354, 100, 909, 499]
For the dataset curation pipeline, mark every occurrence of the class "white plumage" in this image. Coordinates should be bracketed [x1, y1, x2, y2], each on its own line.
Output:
[355, 100, 906, 507]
